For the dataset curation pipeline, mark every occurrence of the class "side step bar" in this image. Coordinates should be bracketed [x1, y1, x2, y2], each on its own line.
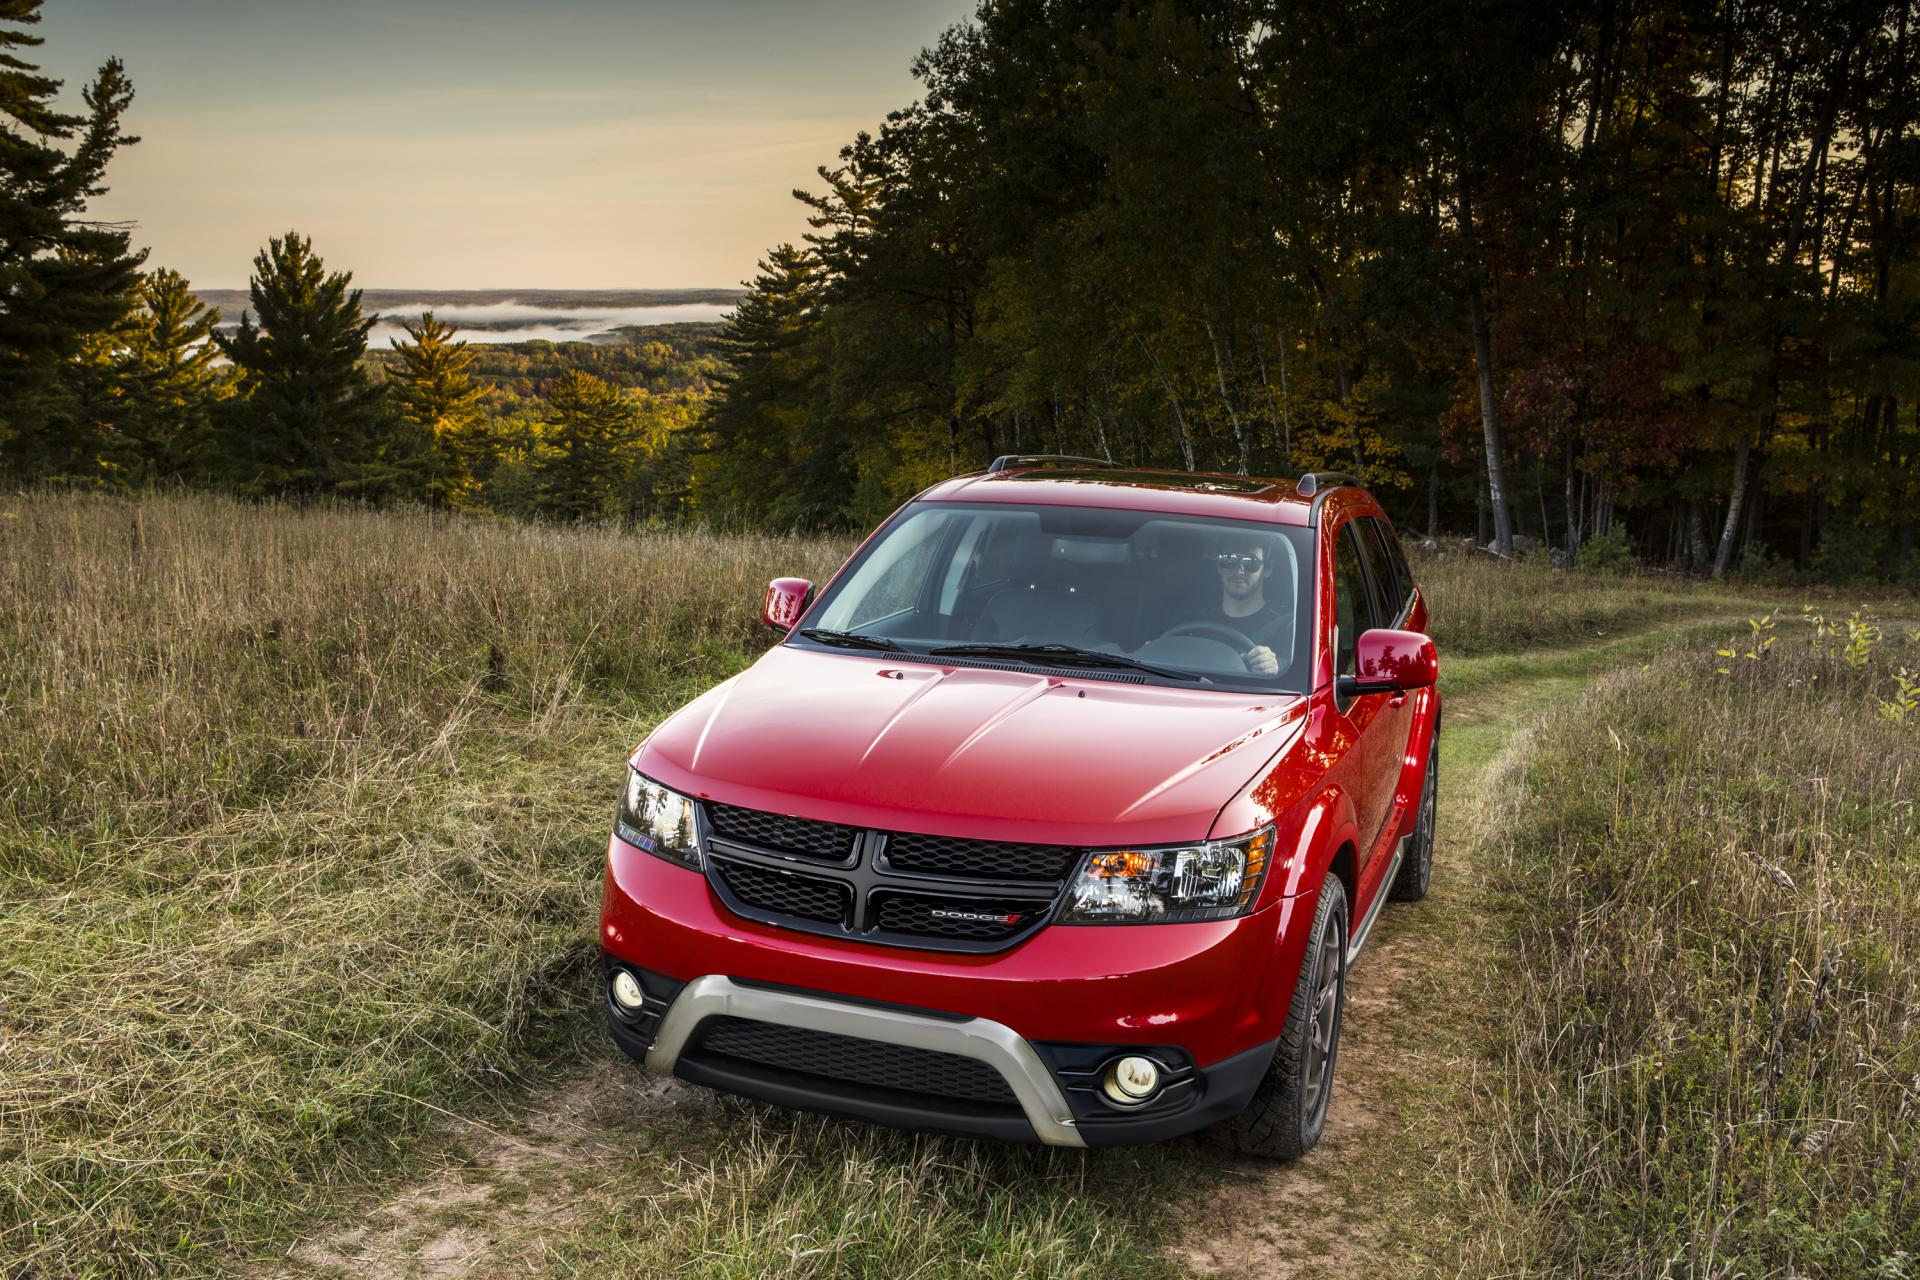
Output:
[1346, 836, 1406, 966]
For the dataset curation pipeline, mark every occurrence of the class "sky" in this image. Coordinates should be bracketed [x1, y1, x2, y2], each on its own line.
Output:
[36, 0, 976, 289]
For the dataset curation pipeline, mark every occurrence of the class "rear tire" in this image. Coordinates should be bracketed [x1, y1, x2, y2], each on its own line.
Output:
[1218, 876, 1347, 1160]
[1390, 735, 1438, 902]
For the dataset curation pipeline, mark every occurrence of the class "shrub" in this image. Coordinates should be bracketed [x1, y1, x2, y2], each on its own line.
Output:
[1809, 518, 1894, 584]
[1576, 526, 1634, 574]
[1733, 539, 1797, 584]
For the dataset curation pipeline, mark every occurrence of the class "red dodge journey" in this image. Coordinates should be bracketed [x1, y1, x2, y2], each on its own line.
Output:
[600, 459, 1440, 1157]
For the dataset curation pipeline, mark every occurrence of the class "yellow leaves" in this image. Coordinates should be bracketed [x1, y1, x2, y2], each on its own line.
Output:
[1841, 611, 1881, 669]
[1714, 612, 1776, 674]
[1878, 667, 1919, 726]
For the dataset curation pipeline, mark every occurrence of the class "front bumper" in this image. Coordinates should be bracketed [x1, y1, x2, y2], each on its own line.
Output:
[602, 833, 1317, 1146]
[605, 966, 1278, 1146]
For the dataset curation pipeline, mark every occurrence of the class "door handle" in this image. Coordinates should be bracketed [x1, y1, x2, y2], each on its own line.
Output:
[1388, 694, 1407, 708]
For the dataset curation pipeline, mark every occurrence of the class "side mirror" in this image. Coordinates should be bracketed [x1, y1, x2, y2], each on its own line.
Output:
[762, 577, 813, 633]
[1338, 628, 1438, 697]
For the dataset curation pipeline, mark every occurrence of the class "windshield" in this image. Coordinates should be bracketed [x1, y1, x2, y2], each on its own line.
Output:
[800, 502, 1316, 691]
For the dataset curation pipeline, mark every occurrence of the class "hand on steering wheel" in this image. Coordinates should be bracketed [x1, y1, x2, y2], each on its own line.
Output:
[1159, 620, 1279, 673]
[1162, 620, 1260, 653]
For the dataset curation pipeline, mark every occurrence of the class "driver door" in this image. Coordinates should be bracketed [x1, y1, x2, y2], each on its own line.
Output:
[1330, 522, 1397, 879]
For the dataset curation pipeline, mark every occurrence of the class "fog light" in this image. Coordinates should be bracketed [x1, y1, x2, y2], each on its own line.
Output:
[1102, 1055, 1161, 1104]
[610, 969, 646, 1012]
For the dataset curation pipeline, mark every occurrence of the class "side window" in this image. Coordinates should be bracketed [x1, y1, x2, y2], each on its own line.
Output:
[1383, 522, 1415, 616]
[1333, 525, 1368, 678]
[1356, 519, 1402, 626]
[1355, 521, 1393, 630]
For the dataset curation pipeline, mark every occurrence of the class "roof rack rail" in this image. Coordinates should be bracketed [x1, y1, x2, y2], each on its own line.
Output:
[986, 454, 1122, 474]
[1295, 471, 1362, 497]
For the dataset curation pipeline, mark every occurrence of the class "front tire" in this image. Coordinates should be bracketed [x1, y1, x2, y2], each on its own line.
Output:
[1218, 875, 1348, 1159]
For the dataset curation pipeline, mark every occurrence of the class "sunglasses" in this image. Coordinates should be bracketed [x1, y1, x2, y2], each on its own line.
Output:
[1216, 552, 1264, 569]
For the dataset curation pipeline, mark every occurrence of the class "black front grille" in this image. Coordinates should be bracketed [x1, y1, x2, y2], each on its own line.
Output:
[871, 891, 1041, 942]
[712, 857, 850, 925]
[693, 1016, 1017, 1105]
[882, 831, 1080, 882]
[708, 803, 857, 863]
[699, 800, 1081, 953]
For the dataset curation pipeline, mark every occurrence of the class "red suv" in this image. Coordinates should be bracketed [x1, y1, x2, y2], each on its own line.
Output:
[600, 460, 1439, 1157]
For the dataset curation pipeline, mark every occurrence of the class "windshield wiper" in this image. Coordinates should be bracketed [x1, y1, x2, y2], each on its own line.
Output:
[797, 627, 909, 653]
[926, 641, 1203, 682]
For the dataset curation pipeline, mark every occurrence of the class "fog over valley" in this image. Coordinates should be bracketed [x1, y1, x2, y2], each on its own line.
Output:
[193, 288, 746, 346]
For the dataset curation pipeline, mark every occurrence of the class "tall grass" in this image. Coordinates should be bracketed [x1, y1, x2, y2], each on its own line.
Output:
[5, 489, 1865, 1277]
[1468, 620, 1920, 1276]
[1407, 545, 1706, 656]
[0, 491, 846, 1276]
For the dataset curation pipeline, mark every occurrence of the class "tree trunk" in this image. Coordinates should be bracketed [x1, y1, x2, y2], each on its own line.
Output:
[1136, 334, 1195, 471]
[1203, 315, 1250, 476]
[1710, 432, 1750, 577]
[1254, 320, 1293, 468]
[1457, 179, 1513, 556]
[1427, 455, 1439, 537]
[1562, 440, 1583, 561]
[1536, 470, 1551, 550]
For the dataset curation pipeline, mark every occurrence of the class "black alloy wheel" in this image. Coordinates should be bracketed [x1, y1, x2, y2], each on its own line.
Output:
[1299, 897, 1345, 1131]
[1215, 875, 1348, 1159]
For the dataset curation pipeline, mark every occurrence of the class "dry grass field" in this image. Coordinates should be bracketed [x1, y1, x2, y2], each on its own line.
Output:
[3, 490, 1912, 1278]
[1, 492, 847, 1275]
[1461, 618, 1920, 1277]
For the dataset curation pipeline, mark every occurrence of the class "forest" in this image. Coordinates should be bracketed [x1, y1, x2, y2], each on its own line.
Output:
[701, 0, 1920, 578]
[2, 0, 1916, 580]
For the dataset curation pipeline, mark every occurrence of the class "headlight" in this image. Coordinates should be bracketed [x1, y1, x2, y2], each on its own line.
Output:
[1061, 827, 1274, 923]
[615, 770, 702, 869]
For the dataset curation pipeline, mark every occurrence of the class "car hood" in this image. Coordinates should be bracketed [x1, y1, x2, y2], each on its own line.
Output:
[635, 645, 1307, 848]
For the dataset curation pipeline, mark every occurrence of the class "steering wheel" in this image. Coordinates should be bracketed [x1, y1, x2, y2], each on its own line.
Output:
[1160, 621, 1260, 658]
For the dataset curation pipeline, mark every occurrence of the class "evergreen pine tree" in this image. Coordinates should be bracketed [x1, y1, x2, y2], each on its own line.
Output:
[0, 0, 144, 476]
[387, 311, 487, 507]
[215, 231, 390, 495]
[533, 370, 638, 521]
[119, 268, 225, 482]
[698, 245, 839, 523]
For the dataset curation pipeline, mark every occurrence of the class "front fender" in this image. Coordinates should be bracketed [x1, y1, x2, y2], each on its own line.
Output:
[1267, 784, 1360, 901]
[1239, 789, 1359, 1041]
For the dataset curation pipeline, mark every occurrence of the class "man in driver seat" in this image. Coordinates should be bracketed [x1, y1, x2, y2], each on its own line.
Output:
[1211, 531, 1286, 675]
